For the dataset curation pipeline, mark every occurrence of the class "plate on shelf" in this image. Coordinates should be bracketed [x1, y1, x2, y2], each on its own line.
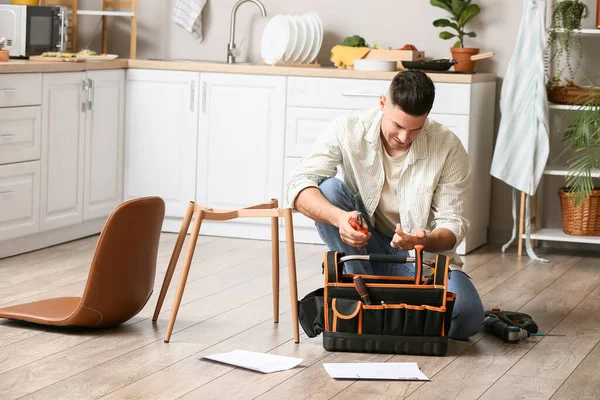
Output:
[76, 54, 119, 61]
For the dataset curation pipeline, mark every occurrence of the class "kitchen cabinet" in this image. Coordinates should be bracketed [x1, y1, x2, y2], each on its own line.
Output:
[0, 161, 40, 241]
[40, 72, 87, 231]
[83, 70, 125, 221]
[124, 69, 199, 218]
[40, 70, 125, 231]
[195, 73, 286, 238]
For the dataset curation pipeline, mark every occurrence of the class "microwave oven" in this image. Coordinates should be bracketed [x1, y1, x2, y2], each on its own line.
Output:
[0, 5, 68, 58]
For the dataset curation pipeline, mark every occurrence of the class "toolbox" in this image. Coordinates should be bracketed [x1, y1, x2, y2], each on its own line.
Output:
[298, 245, 455, 356]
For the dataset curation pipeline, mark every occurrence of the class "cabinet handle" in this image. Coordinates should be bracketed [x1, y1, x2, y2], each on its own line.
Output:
[201, 82, 207, 113]
[87, 79, 94, 111]
[0, 89, 17, 93]
[190, 81, 195, 112]
[82, 80, 89, 112]
[0, 191, 14, 196]
[341, 92, 381, 98]
[0, 133, 16, 139]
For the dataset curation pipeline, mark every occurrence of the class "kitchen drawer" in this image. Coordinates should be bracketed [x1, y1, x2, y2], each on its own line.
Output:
[287, 77, 389, 110]
[0, 73, 42, 108]
[287, 77, 472, 115]
[428, 113, 470, 151]
[0, 106, 41, 165]
[285, 107, 354, 158]
[0, 161, 40, 241]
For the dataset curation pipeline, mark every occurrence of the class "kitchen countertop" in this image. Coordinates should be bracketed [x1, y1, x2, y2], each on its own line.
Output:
[0, 59, 497, 83]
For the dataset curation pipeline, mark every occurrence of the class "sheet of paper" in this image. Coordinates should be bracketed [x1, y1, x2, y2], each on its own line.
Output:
[203, 349, 303, 373]
[323, 362, 430, 381]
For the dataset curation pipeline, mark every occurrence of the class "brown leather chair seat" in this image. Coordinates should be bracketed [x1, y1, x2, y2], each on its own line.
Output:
[0, 196, 165, 329]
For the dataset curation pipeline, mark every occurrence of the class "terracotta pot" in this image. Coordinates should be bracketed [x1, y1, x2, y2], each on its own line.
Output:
[450, 47, 480, 72]
[0, 50, 8, 62]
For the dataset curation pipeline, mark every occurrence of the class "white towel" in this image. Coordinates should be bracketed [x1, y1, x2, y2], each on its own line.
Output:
[172, 0, 207, 43]
[490, 0, 549, 262]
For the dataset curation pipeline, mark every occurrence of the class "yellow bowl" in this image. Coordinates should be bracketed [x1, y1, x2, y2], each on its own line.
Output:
[12, 0, 40, 5]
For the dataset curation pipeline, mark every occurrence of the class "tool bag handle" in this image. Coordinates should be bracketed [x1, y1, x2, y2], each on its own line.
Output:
[324, 245, 426, 285]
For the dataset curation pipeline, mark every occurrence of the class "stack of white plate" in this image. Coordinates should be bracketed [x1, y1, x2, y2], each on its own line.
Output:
[260, 12, 323, 65]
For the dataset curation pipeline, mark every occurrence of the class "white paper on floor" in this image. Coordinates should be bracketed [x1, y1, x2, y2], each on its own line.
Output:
[202, 349, 303, 373]
[323, 362, 430, 381]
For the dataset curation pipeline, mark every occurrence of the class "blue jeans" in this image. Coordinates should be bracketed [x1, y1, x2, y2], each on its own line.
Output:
[314, 177, 485, 340]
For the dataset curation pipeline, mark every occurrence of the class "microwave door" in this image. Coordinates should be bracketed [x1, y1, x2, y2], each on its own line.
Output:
[25, 6, 56, 56]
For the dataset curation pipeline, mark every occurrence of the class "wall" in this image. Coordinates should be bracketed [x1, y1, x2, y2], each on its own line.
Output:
[74, 0, 600, 246]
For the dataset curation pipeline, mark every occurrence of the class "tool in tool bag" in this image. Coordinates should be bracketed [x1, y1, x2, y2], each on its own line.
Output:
[298, 245, 456, 356]
[353, 276, 373, 305]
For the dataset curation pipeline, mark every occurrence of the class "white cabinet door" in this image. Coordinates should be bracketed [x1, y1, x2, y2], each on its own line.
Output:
[124, 69, 199, 218]
[40, 72, 86, 231]
[428, 113, 470, 151]
[285, 107, 354, 158]
[83, 70, 125, 221]
[197, 73, 286, 225]
[0, 161, 40, 241]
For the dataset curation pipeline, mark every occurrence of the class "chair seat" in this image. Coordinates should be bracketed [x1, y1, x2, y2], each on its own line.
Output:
[0, 297, 81, 325]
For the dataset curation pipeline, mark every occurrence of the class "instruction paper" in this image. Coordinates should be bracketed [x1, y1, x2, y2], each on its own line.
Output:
[203, 349, 303, 373]
[323, 362, 430, 381]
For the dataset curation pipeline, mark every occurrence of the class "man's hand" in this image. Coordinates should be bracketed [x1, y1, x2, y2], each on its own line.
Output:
[337, 211, 371, 250]
[391, 224, 457, 253]
[391, 224, 427, 251]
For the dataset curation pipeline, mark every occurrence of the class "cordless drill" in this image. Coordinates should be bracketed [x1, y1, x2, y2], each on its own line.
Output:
[483, 309, 539, 343]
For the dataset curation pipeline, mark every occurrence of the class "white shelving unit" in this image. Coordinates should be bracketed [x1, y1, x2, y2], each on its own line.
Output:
[77, 10, 134, 17]
[518, 21, 600, 256]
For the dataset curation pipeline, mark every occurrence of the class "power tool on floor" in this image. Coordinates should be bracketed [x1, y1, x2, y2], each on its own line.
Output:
[483, 309, 539, 343]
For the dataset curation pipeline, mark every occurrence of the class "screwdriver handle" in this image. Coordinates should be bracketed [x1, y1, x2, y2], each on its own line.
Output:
[353, 276, 372, 305]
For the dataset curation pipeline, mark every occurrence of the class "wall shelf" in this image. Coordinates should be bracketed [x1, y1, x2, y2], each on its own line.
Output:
[550, 28, 600, 35]
[77, 10, 134, 17]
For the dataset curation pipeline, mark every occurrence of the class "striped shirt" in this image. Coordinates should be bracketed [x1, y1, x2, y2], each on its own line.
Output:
[285, 108, 472, 268]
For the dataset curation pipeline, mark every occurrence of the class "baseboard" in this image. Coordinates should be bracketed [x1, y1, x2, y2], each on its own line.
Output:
[0, 219, 106, 259]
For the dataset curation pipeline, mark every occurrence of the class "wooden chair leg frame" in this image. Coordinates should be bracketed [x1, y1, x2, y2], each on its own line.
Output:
[152, 199, 300, 344]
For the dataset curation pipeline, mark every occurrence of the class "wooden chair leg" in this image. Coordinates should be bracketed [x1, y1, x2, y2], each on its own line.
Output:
[284, 209, 300, 344]
[271, 206, 280, 324]
[164, 209, 204, 343]
[153, 202, 195, 322]
[518, 191, 526, 257]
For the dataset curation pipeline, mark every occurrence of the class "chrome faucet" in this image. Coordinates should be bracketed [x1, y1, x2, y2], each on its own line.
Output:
[227, 0, 267, 64]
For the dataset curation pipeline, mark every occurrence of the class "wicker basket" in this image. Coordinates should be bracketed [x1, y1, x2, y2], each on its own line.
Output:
[558, 187, 600, 236]
[548, 86, 600, 105]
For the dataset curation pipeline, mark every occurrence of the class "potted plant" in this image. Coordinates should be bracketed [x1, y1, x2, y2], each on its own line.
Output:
[546, 0, 591, 103]
[558, 89, 600, 236]
[430, 0, 481, 72]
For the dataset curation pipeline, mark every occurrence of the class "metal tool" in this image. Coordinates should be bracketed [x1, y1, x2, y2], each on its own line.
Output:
[483, 309, 564, 343]
[349, 213, 368, 234]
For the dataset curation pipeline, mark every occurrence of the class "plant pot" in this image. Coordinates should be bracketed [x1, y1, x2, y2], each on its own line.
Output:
[558, 187, 600, 236]
[559, 1, 586, 29]
[450, 47, 479, 73]
[0, 50, 8, 62]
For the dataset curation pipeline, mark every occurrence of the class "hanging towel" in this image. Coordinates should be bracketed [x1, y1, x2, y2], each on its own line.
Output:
[489, 0, 549, 262]
[173, 0, 208, 43]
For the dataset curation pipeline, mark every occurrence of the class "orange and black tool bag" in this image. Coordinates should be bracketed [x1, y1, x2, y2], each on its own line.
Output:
[298, 246, 456, 356]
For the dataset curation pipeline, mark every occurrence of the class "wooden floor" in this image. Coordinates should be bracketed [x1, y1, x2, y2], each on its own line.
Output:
[1, 233, 600, 400]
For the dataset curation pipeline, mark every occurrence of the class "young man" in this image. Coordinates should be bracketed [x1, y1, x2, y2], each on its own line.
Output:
[285, 70, 484, 340]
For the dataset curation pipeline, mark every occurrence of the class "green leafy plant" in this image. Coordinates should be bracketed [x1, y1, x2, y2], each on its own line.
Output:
[430, 0, 481, 48]
[561, 89, 600, 206]
[546, 0, 590, 82]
